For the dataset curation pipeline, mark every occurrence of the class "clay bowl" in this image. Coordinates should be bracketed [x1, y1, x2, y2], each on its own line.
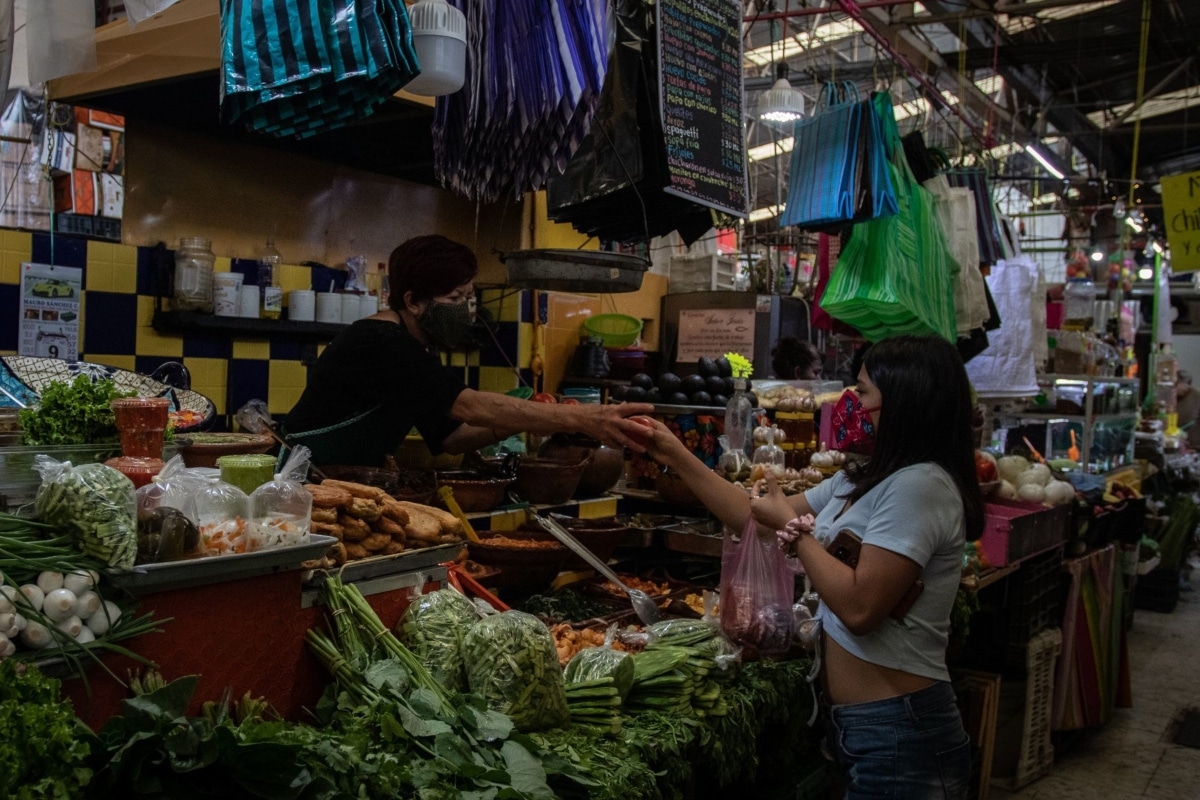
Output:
[175, 432, 275, 469]
[520, 514, 629, 571]
[435, 470, 515, 512]
[513, 455, 590, 506]
[539, 437, 624, 497]
[467, 531, 567, 594]
[654, 471, 701, 507]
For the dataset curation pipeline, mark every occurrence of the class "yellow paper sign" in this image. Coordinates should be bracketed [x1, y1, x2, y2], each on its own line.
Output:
[1162, 169, 1200, 272]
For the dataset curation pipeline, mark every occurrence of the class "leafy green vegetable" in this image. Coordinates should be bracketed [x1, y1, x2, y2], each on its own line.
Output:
[515, 590, 615, 624]
[35, 461, 138, 569]
[463, 612, 571, 733]
[396, 588, 479, 692]
[0, 662, 94, 800]
[19, 376, 132, 446]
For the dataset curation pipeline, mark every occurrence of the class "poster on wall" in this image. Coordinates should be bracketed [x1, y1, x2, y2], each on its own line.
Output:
[676, 308, 755, 362]
[19, 263, 82, 361]
[1162, 169, 1200, 273]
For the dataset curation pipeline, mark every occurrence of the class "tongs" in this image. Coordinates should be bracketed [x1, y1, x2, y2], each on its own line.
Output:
[515, 494, 661, 626]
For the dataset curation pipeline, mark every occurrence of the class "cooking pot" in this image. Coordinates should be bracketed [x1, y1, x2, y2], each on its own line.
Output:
[538, 434, 624, 496]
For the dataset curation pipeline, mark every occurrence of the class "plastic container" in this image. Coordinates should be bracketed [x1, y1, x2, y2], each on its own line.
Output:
[1062, 278, 1095, 331]
[105, 456, 164, 489]
[217, 454, 277, 497]
[173, 236, 215, 312]
[213, 271, 244, 317]
[582, 313, 643, 347]
[112, 396, 170, 458]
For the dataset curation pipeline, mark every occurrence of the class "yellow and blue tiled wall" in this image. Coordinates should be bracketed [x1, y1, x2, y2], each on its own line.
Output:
[0, 232, 538, 426]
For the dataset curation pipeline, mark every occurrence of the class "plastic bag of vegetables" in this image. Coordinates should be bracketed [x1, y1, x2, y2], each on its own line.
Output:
[34, 457, 137, 570]
[464, 610, 570, 732]
[247, 447, 311, 550]
[563, 624, 635, 699]
[395, 580, 478, 692]
[135, 456, 203, 564]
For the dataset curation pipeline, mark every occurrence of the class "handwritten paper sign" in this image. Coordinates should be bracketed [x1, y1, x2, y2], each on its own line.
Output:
[657, 0, 748, 217]
[677, 308, 755, 363]
[1162, 169, 1200, 273]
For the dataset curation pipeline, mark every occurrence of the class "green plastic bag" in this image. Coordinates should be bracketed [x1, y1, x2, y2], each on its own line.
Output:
[821, 92, 959, 342]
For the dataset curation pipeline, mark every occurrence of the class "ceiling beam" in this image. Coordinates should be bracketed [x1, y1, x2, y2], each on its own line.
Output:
[1106, 56, 1194, 129]
[921, 0, 1128, 175]
[890, 0, 1136, 26]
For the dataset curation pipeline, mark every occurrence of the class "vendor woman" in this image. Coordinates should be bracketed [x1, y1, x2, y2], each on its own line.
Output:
[285, 235, 654, 466]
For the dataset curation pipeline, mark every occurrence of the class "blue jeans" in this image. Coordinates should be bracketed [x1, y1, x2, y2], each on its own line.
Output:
[826, 681, 971, 799]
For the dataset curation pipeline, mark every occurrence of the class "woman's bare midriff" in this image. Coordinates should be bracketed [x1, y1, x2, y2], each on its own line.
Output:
[821, 633, 936, 705]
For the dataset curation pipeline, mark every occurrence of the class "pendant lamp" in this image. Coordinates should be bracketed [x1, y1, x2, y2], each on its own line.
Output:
[405, 0, 467, 96]
[757, 63, 805, 123]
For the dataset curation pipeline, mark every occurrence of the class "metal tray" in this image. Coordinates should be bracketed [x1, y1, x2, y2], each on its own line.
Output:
[319, 542, 465, 583]
[107, 535, 338, 593]
[501, 249, 648, 294]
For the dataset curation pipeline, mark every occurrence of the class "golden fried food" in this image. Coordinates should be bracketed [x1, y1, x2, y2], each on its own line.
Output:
[320, 479, 386, 501]
[345, 497, 382, 522]
[361, 532, 391, 552]
[380, 499, 411, 526]
[305, 484, 353, 509]
[344, 542, 369, 560]
[310, 520, 344, 540]
[372, 515, 407, 539]
[311, 506, 338, 524]
[339, 514, 370, 542]
[383, 541, 406, 555]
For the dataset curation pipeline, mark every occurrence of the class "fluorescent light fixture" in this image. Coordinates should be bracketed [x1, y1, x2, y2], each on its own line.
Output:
[748, 137, 795, 163]
[1138, 266, 1154, 280]
[1125, 216, 1145, 233]
[1153, 241, 1164, 255]
[1025, 144, 1065, 179]
[758, 64, 805, 123]
[748, 205, 784, 223]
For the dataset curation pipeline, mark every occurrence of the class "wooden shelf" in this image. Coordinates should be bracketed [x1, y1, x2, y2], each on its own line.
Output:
[152, 310, 347, 342]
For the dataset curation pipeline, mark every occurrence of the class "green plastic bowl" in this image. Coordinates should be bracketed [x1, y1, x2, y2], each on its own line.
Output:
[583, 313, 643, 347]
[506, 386, 534, 400]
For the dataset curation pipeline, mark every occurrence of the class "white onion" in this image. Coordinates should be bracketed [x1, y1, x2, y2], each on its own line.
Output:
[86, 601, 122, 635]
[20, 621, 53, 649]
[997, 455, 1031, 484]
[19, 584, 44, 612]
[73, 590, 102, 619]
[1016, 470, 1045, 489]
[1025, 463, 1052, 486]
[12, 613, 26, 631]
[42, 589, 78, 622]
[55, 615, 83, 639]
[0, 585, 17, 612]
[0, 612, 13, 631]
[1017, 483, 1046, 503]
[63, 570, 96, 595]
[0, 632, 13, 659]
[36, 571, 64, 594]
[74, 627, 95, 645]
[2, 625, 16, 640]
[996, 479, 1018, 499]
[1044, 481, 1076, 506]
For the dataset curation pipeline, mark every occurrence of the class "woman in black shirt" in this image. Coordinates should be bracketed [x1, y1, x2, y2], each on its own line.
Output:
[285, 235, 653, 466]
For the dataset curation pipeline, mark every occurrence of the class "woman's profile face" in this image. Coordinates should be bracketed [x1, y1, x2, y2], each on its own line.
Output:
[856, 367, 882, 427]
[797, 363, 823, 380]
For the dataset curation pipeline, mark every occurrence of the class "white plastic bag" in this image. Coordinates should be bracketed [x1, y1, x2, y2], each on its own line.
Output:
[248, 447, 311, 550]
[124, 0, 183, 26]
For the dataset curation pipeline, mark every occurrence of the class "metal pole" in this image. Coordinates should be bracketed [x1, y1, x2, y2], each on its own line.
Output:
[743, 0, 911, 23]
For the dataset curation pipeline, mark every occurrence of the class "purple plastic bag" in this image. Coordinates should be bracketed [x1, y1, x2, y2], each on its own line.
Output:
[719, 516, 796, 656]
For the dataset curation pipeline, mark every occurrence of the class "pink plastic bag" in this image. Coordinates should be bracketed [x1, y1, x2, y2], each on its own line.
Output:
[719, 516, 796, 656]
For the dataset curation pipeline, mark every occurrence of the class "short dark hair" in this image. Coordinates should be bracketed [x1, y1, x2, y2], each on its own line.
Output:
[387, 235, 479, 310]
[843, 335, 985, 542]
[771, 337, 823, 379]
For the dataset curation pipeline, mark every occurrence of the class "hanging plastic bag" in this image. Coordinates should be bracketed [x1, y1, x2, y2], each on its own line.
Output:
[124, 0, 183, 26]
[718, 516, 795, 657]
[247, 447, 311, 551]
[34, 457, 137, 570]
[395, 577, 479, 692]
[463, 610, 570, 732]
[25, 0, 97, 86]
[134, 456, 203, 563]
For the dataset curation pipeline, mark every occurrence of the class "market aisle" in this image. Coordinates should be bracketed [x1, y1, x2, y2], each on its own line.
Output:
[991, 572, 1200, 800]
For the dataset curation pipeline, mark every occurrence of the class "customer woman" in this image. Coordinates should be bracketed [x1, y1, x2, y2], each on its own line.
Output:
[771, 336, 824, 380]
[285, 235, 654, 466]
[637, 334, 982, 799]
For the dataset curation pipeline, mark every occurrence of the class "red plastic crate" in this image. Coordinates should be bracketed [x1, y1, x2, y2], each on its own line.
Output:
[980, 498, 1071, 567]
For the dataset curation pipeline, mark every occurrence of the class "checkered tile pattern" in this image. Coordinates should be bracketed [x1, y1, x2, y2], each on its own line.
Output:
[0, 233, 537, 426]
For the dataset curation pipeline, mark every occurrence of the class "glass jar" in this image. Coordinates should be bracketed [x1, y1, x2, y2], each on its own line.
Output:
[174, 237, 216, 312]
[111, 397, 170, 458]
[1063, 278, 1095, 331]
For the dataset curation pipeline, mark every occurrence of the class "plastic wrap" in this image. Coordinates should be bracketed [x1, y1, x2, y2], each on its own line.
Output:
[463, 611, 570, 732]
[194, 480, 251, 556]
[125, 0, 183, 26]
[248, 447, 311, 551]
[563, 624, 635, 699]
[26, 0, 97, 86]
[34, 457, 137, 569]
[395, 581, 478, 692]
[134, 456, 203, 563]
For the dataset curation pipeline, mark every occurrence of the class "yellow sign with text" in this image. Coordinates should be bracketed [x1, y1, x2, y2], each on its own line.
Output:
[1162, 169, 1200, 272]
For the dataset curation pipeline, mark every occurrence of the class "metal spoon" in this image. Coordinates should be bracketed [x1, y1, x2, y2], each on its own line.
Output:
[527, 505, 661, 626]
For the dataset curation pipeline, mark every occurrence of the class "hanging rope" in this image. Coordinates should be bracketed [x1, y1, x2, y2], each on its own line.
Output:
[1127, 0, 1152, 207]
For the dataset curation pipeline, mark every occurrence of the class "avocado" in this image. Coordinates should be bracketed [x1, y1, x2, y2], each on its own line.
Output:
[668, 392, 691, 406]
[692, 391, 713, 407]
[680, 374, 707, 396]
[659, 372, 682, 393]
[712, 394, 728, 406]
[706, 375, 726, 395]
[722, 376, 736, 395]
[715, 356, 733, 377]
[624, 386, 646, 402]
[631, 373, 655, 391]
[696, 356, 719, 378]
[646, 387, 663, 404]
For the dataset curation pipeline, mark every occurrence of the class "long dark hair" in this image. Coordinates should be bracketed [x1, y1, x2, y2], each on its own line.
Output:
[844, 335, 985, 541]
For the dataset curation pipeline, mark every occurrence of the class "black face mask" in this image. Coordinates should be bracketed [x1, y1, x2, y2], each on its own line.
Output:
[418, 300, 475, 349]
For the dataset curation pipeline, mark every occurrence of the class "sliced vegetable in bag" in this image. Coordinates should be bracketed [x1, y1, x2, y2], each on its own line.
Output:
[564, 624, 635, 700]
[248, 447, 311, 551]
[464, 610, 569, 732]
[396, 578, 478, 692]
[34, 457, 137, 570]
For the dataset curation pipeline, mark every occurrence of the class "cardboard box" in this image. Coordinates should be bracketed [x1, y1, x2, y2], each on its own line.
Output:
[53, 170, 97, 216]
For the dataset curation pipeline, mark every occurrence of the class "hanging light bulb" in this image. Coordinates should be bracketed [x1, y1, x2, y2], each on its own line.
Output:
[757, 63, 806, 124]
[1113, 197, 1126, 219]
[404, 0, 467, 96]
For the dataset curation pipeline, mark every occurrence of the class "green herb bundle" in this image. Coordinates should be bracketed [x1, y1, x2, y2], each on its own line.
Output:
[19, 376, 132, 446]
[0, 662, 94, 800]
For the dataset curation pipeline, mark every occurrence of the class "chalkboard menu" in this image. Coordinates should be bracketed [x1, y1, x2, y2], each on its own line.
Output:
[657, 0, 748, 217]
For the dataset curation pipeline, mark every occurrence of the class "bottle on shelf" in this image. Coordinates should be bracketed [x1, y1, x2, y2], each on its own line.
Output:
[724, 378, 754, 463]
[259, 239, 283, 320]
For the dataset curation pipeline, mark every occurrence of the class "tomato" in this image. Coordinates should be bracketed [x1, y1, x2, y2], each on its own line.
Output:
[975, 451, 997, 483]
[560, 398, 581, 405]
[531, 392, 557, 403]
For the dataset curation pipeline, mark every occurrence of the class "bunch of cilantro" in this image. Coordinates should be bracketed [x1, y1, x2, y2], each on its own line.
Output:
[0, 661, 94, 800]
[19, 376, 133, 446]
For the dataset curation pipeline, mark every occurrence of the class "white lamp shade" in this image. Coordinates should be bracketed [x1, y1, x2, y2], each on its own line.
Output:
[405, 0, 468, 96]
[758, 78, 805, 123]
